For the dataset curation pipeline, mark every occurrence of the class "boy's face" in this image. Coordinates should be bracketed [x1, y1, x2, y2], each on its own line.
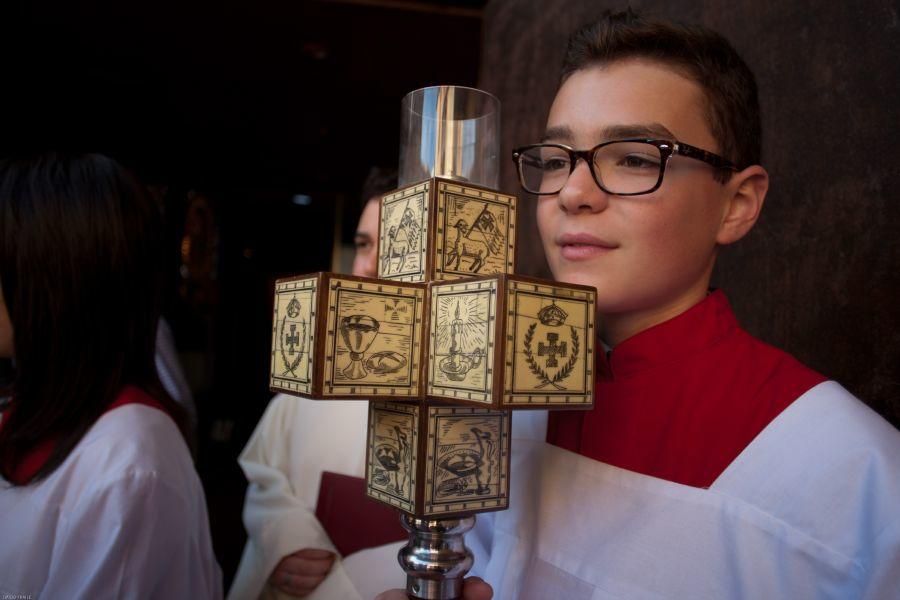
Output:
[538, 59, 733, 338]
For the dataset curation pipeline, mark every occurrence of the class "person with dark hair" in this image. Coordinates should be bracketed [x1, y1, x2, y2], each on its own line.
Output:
[353, 167, 398, 278]
[376, 9, 900, 600]
[0, 154, 222, 598]
[229, 168, 403, 600]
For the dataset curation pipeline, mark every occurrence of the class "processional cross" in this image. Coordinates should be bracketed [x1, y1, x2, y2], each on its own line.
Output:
[267, 86, 596, 599]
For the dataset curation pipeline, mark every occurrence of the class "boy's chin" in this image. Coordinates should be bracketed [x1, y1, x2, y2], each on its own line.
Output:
[549, 267, 602, 291]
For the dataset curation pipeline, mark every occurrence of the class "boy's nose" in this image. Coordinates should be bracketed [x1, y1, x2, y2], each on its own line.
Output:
[557, 159, 610, 214]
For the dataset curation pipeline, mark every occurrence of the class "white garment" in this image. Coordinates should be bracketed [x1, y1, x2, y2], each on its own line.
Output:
[0, 404, 222, 599]
[229, 394, 406, 600]
[233, 385, 900, 600]
[468, 381, 900, 599]
[155, 317, 196, 431]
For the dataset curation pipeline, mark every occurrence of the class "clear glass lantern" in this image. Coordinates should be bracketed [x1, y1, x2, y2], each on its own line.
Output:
[398, 86, 500, 188]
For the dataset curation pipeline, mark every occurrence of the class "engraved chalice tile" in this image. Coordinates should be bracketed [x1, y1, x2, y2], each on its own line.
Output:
[339, 314, 380, 380]
[269, 272, 426, 400]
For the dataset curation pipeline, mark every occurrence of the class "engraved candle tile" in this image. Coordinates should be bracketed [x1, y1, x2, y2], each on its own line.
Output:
[426, 274, 595, 409]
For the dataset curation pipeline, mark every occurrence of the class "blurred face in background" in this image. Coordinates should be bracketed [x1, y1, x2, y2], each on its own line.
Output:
[352, 198, 380, 278]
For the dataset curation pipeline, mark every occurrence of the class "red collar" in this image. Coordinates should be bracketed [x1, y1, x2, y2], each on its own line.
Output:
[548, 290, 826, 487]
[603, 290, 738, 379]
[3, 386, 166, 485]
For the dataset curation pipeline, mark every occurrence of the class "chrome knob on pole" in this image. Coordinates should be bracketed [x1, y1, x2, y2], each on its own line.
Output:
[398, 514, 476, 600]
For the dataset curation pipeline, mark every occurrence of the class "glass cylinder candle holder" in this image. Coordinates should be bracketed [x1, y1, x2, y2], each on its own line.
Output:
[399, 86, 500, 188]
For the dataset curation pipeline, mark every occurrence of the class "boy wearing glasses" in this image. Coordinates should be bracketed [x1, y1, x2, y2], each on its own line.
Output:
[419, 10, 900, 600]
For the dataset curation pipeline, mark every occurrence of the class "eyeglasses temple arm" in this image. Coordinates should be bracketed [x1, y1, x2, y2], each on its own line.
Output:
[675, 142, 738, 171]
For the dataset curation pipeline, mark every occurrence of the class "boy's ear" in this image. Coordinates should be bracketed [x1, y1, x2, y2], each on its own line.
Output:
[716, 165, 768, 245]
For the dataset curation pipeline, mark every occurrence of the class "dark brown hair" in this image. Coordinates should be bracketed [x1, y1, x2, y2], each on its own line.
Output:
[359, 166, 398, 209]
[562, 9, 761, 172]
[0, 153, 188, 484]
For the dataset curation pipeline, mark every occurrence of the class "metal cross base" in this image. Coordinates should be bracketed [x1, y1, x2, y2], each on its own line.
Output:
[398, 514, 476, 600]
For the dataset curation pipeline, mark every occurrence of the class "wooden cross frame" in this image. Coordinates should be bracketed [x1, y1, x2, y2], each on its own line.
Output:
[268, 175, 596, 598]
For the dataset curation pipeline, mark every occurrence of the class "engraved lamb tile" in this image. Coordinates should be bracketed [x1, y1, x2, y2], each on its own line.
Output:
[377, 177, 516, 283]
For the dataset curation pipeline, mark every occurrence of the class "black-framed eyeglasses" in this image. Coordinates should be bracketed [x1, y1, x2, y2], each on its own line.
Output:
[512, 139, 738, 196]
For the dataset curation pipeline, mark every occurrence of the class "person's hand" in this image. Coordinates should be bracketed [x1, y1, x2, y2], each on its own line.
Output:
[268, 548, 336, 597]
[374, 576, 493, 600]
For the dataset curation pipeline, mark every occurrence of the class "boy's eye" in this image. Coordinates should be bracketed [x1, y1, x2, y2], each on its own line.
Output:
[617, 154, 660, 169]
[530, 150, 571, 172]
[542, 157, 571, 172]
[597, 142, 664, 175]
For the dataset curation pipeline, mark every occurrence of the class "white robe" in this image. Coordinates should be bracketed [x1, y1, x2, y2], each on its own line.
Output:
[0, 404, 222, 599]
[232, 383, 900, 600]
[228, 395, 406, 600]
[468, 381, 900, 599]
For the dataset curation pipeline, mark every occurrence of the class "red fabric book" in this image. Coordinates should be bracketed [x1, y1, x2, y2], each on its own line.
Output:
[315, 470, 408, 557]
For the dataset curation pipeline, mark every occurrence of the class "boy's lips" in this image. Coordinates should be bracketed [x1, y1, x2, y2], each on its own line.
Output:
[556, 233, 618, 260]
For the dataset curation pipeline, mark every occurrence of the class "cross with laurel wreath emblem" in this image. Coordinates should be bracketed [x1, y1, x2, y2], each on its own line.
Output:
[537, 332, 567, 367]
[285, 324, 300, 355]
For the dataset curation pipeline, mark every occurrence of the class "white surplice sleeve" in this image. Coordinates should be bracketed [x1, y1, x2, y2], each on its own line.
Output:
[471, 383, 900, 600]
[0, 405, 221, 599]
[40, 468, 221, 599]
[228, 394, 369, 600]
[862, 519, 900, 599]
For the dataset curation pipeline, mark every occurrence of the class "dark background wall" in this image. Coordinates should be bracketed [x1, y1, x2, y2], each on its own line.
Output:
[480, 0, 900, 429]
[1, 0, 485, 585]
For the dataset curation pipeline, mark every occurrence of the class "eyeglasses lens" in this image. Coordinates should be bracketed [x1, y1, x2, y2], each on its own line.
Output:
[518, 142, 664, 195]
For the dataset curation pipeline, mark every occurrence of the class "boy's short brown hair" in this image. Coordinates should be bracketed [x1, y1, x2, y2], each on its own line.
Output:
[562, 9, 761, 173]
